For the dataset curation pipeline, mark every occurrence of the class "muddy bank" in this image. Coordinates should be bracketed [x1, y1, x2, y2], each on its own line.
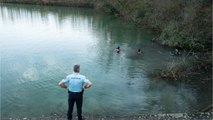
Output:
[2, 112, 213, 120]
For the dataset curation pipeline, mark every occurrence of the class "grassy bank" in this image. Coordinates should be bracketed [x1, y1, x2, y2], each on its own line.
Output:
[148, 52, 212, 81]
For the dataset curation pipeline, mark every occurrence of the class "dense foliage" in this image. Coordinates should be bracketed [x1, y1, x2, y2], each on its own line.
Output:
[93, 0, 212, 51]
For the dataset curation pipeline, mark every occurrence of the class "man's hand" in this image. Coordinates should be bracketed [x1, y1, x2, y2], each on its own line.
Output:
[58, 80, 67, 89]
[82, 80, 92, 90]
[60, 83, 67, 89]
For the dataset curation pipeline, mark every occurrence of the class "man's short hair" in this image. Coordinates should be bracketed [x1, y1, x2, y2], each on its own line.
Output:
[73, 65, 80, 72]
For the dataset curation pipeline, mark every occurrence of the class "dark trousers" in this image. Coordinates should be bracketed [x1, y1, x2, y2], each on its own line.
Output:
[67, 91, 84, 120]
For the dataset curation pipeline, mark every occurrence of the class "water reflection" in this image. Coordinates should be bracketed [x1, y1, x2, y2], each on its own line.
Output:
[0, 4, 209, 118]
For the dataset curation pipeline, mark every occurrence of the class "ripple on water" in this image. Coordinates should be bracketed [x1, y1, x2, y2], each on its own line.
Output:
[22, 68, 39, 81]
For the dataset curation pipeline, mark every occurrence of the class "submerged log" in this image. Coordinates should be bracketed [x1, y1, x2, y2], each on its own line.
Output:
[199, 105, 213, 112]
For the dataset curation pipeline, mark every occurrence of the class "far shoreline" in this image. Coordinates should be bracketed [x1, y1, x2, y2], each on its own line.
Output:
[0, 1, 94, 8]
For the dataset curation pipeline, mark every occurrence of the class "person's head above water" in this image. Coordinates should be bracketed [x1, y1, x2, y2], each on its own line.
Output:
[115, 46, 121, 53]
[137, 49, 143, 55]
[73, 65, 80, 73]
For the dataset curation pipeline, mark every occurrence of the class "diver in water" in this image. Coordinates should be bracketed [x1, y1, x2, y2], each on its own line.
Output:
[115, 46, 121, 53]
[137, 49, 143, 55]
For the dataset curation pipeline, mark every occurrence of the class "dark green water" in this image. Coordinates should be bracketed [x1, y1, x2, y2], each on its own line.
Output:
[0, 4, 211, 118]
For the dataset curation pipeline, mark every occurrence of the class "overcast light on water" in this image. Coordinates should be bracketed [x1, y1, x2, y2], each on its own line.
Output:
[0, 4, 211, 118]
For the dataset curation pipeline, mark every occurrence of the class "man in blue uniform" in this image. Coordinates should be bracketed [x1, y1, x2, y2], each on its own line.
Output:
[59, 65, 92, 120]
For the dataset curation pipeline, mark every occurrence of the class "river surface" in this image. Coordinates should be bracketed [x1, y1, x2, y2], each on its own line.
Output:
[0, 4, 212, 118]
